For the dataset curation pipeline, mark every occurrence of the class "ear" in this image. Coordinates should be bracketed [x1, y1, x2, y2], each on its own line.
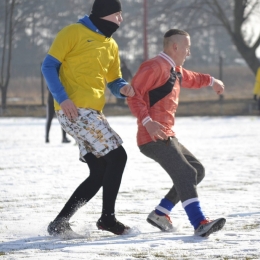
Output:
[172, 43, 178, 51]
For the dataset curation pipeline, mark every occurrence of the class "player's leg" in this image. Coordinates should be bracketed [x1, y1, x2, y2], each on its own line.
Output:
[61, 128, 71, 143]
[164, 142, 205, 205]
[140, 137, 199, 231]
[47, 153, 106, 236]
[140, 137, 225, 236]
[49, 108, 129, 236]
[45, 92, 54, 143]
[96, 145, 130, 235]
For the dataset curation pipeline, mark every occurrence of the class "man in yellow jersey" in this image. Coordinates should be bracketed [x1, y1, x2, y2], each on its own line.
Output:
[41, 0, 134, 238]
[253, 67, 260, 115]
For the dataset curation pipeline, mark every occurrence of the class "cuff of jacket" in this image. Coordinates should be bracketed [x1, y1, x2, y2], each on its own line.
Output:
[107, 78, 128, 99]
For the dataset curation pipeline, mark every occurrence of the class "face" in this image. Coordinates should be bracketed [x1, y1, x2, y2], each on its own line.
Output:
[175, 36, 191, 66]
[101, 11, 123, 26]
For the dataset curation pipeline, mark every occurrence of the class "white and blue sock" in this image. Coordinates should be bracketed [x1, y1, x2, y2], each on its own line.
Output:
[182, 198, 205, 229]
[155, 198, 174, 216]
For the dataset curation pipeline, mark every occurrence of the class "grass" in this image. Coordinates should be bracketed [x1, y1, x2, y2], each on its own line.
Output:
[242, 223, 260, 230]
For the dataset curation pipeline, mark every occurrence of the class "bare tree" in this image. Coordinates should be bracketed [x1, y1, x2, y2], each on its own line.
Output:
[0, 0, 16, 110]
[177, 0, 260, 75]
[116, 0, 243, 70]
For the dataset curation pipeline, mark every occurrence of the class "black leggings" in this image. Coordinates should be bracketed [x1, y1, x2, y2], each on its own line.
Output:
[54, 146, 127, 223]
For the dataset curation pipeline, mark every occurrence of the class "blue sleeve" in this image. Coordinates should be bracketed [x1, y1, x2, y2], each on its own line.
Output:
[107, 78, 128, 99]
[41, 54, 68, 104]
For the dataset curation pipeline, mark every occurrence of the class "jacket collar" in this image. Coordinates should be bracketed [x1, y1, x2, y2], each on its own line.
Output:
[77, 15, 104, 35]
[159, 52, 176, 70]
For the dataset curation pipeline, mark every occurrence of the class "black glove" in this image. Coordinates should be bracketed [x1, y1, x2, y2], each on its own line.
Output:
[254, 94, 257, 101]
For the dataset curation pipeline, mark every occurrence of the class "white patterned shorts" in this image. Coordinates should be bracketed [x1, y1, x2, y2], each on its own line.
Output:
[56, 108, 123, 158]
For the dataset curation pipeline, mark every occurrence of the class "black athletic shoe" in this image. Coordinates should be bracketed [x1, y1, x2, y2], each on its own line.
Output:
[47, 220, 82, 238]
[96, 218, 130, 235]
[62, 137, 71, 143]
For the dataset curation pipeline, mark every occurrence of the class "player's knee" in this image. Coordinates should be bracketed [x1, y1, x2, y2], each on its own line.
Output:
[105, 145, 127, 167]
[114, 146, 127, 167]
[197, 165, 205, 182]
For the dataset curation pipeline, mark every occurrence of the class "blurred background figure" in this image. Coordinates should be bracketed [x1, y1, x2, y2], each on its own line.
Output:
[253, 67, 260, 115]
[46, 90, 71, 143]
[116, 59, 133, 106]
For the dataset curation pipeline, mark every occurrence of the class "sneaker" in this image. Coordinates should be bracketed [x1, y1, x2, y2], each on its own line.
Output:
[146, 210, 174, 232]
[195, 218, 226, 237]
[96, 218, 130, 235]
[47, 220, 83, 239]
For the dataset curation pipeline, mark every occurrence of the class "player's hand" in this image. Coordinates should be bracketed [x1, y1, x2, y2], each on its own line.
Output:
[60, 99, 78, 119]
[212, 79, 225, 95]
[120, 84, 135, 97]
[144, 120, 168, 142]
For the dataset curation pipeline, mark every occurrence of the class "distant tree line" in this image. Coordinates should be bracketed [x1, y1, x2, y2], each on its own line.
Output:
[0, 0, 259, 108]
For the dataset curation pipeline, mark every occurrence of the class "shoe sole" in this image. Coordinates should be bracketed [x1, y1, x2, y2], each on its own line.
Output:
[48, 229, 83, 239]
[96, 223, 130, 235]
[199, 218, 226, 237]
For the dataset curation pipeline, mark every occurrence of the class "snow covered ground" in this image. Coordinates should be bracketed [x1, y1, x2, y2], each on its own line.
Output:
[0, 116, 260, 260]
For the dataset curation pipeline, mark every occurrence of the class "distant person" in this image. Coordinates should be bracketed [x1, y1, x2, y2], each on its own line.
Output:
[41, 0, 134, 238]
[117, 59, 133, 106]
[253, 67, 260, 115]
[127, 29, 226, 237]
[46, 90, 71, 143]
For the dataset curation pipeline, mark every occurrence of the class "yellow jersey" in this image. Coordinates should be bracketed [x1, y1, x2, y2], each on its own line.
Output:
[48, 23, 122, 111]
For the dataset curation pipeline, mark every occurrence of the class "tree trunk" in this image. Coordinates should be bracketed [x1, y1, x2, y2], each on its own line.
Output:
[232, 0, 260, 75]
[231, 33, 260, 75]
[204, 0, 260, 75]
[1, 86, 7, 109]
[0, 0, 15, 109]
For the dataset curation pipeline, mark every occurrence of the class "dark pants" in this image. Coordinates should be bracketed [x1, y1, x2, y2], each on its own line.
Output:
[54, 146, 127, 224]
[139, 137, 205, 204]
[46, 91, 67, 141]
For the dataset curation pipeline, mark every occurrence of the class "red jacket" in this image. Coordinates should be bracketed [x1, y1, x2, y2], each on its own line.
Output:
[127, 52, 213, 146]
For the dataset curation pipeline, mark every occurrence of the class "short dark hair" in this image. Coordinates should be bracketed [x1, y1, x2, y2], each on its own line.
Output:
[164, 29, 189, 38]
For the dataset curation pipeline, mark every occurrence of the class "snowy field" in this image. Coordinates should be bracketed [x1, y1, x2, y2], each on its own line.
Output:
[0, 116, 260, 260]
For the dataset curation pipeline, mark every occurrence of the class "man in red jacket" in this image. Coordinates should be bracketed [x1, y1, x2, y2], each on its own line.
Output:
[127, 29, 226, 237]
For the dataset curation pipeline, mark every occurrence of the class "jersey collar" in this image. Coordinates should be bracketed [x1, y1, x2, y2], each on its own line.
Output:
[159, 52, 176, 70]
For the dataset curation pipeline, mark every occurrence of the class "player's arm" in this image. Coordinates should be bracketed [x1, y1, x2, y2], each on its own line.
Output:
[107, 78, 135, 98]
[42, 26, 78, 119]
[180, 67, 224, 95]
[106, 47, 135, 98]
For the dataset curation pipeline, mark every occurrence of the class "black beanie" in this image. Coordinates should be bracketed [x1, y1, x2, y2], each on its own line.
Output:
[91, 0, 122, 17]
